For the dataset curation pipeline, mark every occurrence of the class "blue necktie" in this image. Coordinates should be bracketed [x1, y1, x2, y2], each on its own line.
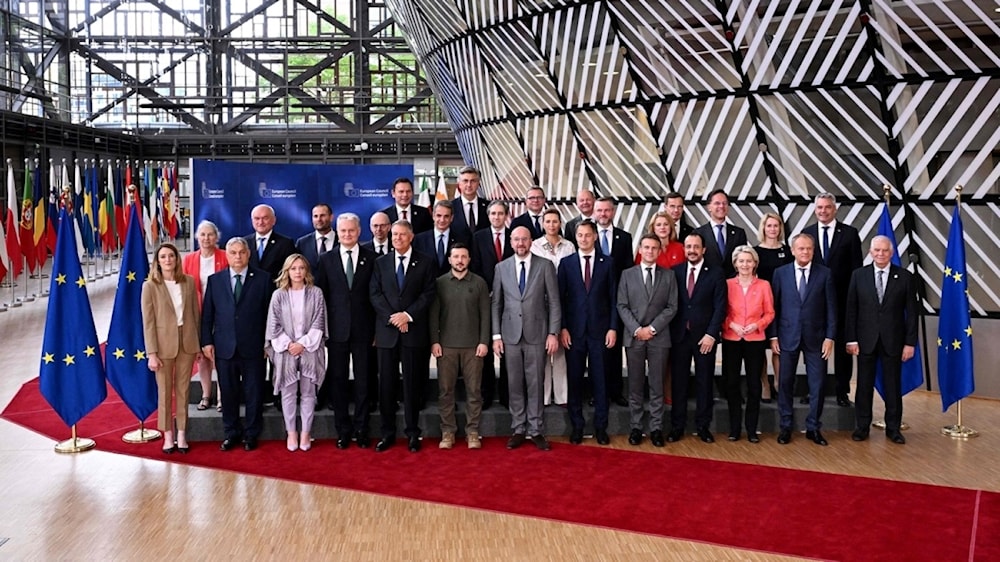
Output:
[822, 226, 830, 264]
[257, 237, 266, 260]
[518, 261, 526, 295]
[601, 229, 610, 255]
[798, 267, 807, 300]
[715, 225, 725, 258]
[396, 256, 405, 290]
[437, 233, 445, 267]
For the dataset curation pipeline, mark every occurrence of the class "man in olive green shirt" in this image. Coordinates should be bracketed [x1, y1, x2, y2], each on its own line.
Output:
[430, 242, 491, 449]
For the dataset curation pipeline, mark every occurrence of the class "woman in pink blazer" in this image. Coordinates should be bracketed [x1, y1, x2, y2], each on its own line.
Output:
[182, 220, 228, 411]
[721, 245, 775, 443]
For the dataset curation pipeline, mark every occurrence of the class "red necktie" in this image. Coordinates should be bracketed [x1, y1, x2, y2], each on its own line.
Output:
[494, 232, 502, 261]
[584, 255, 592, 292]
[687, 266, 695, 297]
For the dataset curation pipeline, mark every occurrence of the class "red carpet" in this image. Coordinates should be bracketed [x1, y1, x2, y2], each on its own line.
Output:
[4, 378, 998, 561]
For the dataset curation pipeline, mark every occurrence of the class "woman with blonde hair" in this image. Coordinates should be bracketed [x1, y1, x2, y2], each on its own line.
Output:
[142, 243, 202, 453]
[753, 212, 792, 402]
[265, 254, 328, 451]
[531, 209, 575, 406]
[182, 220, 228, 411]
[635, 211, 685, 268]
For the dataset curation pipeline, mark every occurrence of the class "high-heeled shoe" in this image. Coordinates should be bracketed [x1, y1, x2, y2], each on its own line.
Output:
[299, 432, 312, 452]
[287, 431, 299, 452]
[162, 430, 176, 454]
[176, 430, 189, 454]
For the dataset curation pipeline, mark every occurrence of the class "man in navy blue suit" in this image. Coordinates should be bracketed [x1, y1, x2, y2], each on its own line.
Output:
[381, 178, 432, 234]
[369, 220, 437, 453]
[592, 197, 633, 408]
[558, 220, 619, 445]
[200, 237, 271, 452]
[450, 166, 490, 243]
[668, 232, 726, 443]
[244, 204, 297, 284]
[509, 186, 547, 239]
[694, 189, 748, 278]
[471, 201, 514, 409]
[769, 233, 837, 446]
[414, 199, 465, 278]
[295, 203, 337, 270]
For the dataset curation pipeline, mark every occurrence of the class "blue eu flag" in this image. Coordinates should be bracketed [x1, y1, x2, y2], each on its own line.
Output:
[937, 205, 974, 412]
[39, 208, 107, 427]
[105, 205, 157, 421]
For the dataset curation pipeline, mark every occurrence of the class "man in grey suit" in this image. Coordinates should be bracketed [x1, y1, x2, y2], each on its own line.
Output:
[492, 226, 561, 451]
[617, 234, 678, 447]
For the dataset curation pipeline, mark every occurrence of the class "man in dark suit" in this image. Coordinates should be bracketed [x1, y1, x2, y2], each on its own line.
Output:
[492, 226, 561, 451]
[802, 193, 863, 407]
[845, 235, 918, 444]
[665, 192, 694, 242]
[413, 200, 465, 278]
[449, 165, 490, 243]
[295, 203, 337, 270]
[769, 233, 837, 446]
[617, 234, 678, 447]
[244, 204, 297, 283]
[363, 211, 392, 257]
[668, 232, 726, 443]
[381, 177, 432, 234]
[593, 197, 633, 407]
[558, 220, 619, 445]
[509, 186, 547, 239]
[563, 189, 595, 243]
[200, 237, 271, 452]
[369, 220, 437, 453]
[694, 189, 748, 278]
[314, 212, 377, 449]
[471, 201, 514, 409]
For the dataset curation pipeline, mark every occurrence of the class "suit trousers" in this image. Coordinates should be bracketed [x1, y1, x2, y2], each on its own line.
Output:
[155, 349, 196, 432]
[778, 347, 826, 431]
[722, 339, 766, 436]
[217, 354, 266, 441]
[670, 333, 717, 431]
[504, 340, 546, 436]
[567, 338, 609, 431]
[604, 341, 624, 400]
[328, 339, 372, 438]
[280, 376, 317, 434]
[436, 347, 483, 434]
[855, 339, 904, 432]
[626, 343, 669, 431]
[377, 345, 422, 440]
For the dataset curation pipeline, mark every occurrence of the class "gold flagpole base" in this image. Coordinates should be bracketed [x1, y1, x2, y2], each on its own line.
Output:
[122, 428, 162, 443]
[872, 420, 910, 431]
[941, 425, 979, 439]
[54, 437, 97, 454]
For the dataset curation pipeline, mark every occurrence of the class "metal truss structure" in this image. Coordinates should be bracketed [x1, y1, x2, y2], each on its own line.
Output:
[384, 0, 1000, 317]
[0, 0, 458, 160]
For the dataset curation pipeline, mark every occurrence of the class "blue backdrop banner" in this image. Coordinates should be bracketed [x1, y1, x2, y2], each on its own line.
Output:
[191, 160, 409, 242]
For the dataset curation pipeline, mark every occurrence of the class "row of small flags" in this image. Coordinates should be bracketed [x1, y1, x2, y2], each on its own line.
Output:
[0, 160, 180, 283]
[35, 197, 977, 434]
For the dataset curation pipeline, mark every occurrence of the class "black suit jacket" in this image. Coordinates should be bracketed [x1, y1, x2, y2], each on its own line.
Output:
[200, 266, 271, 360]
[596, 226, 634, 280]
[471, 227, 513, 290]
[314, 244, 377, 344]
[802, 221, 862, 312]
[382, 205, 433, 234]
[244, 231, 297, 285]
[295, 231, 338, 270]
[845, 265, 918, 355]
[563, 214, 594, 243]
[450, 197, 490, 243]
[678, 219, 694, 242]
[413, 229, 465, 278]
[369, 250, 437, 348]
[694, 222, 748, 278]
[511, 211, 545, 239]
[362, 239, 391, 257]
[669, 261, 727, 344]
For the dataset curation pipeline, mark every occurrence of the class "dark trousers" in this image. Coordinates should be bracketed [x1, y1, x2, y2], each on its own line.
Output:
[481, 349, 509, 407]
[778, 346, 826, 431]
[856, 339, 903, 432]
[833, 315, 854, 397]
[604, 341, 624, 400]
[722, 339, 766, 436]
[328, 339, 372, 439]
[216, 354, 266, 441]
[670, 334, 717, 431]
[377, 345, 422, 440]
[567, 338, 608, 431]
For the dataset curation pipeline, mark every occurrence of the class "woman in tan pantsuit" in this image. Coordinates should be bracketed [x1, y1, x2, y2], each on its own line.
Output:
[142, 243, 202, 454]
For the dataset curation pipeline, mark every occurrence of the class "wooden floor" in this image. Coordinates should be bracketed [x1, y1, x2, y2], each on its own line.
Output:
[2, 270, 997, 560]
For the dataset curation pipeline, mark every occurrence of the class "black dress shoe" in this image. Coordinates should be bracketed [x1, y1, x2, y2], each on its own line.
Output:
[697, 428, 715, 443]
[612, 395, 628, 407]
[777, 429, 792, 444]
[887, 430, 906, 444]
[628, 429, 643, 446]
[852, 428, 870, 441]
[761, 397, 773, 404]
[243, 439, 258, 451]
[747, 433, 760, 444]
[650, 430, 665, 447]
[799, 395, 810, 405]
[727, 432, 740, 442]
[506, 434, 526, 449]
[408, 436, 421, 452]
[375, 438, 394, 452]
[530, 435, 551, 450]
[806, 430, 828, 446]
[588, 397, 595, 406]
[569, 429, 584, 445]
[336, 436, 351, 450]
[666, 429, 684, 443]
[595, 429, 610, 445]
[355, 434, 370, 449]
[220, 438, 238, 451]
[837, 395, 852, 407]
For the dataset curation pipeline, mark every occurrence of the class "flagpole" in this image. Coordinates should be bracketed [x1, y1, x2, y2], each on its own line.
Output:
[54, 424, 97, 454]
[122, 419, 161, 443]
[941, 185, 978, 439]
